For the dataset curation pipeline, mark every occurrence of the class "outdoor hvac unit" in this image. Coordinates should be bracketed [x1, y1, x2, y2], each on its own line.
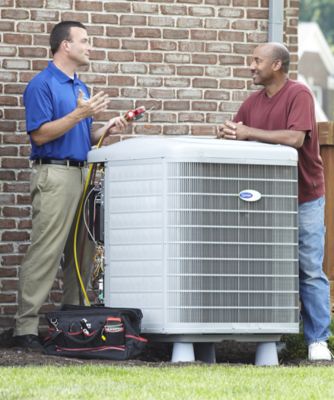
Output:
[88, 136, 299, 365]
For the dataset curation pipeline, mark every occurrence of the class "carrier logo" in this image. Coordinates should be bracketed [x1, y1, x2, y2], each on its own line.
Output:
[239, 190, 262, 202]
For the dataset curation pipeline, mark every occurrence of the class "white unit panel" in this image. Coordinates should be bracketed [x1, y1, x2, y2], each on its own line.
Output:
[91, 137, 300, 335]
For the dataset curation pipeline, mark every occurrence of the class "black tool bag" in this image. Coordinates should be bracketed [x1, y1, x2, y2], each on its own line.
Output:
[43, 304, 147, 360]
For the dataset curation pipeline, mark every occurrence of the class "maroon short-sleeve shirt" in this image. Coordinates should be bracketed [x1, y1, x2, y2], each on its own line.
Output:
[234, 79, 324, 203]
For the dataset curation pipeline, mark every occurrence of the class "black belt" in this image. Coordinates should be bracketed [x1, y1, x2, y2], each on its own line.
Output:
[34, 159, 86, 167]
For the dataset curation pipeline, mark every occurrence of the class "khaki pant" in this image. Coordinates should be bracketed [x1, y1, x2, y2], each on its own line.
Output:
[14, 164, 94, 336]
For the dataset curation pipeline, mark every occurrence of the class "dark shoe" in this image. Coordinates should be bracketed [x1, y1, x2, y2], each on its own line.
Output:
[14, 334, 44, 352]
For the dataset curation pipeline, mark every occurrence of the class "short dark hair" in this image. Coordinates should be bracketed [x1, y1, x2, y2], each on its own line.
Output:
[50, 21, 87, 55]
[270, 42, 290, 73]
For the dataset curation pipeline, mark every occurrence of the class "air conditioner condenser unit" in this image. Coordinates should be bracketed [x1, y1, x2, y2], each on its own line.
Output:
[88, 136, 299, 365]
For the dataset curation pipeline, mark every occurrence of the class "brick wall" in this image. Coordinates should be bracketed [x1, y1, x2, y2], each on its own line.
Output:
[0, 0, 299, 331]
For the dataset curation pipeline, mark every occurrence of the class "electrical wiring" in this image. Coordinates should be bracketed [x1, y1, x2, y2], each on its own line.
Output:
[73, 134, 105, 306]
[83, 185, 100, 245]
[73, 106, 148, 306]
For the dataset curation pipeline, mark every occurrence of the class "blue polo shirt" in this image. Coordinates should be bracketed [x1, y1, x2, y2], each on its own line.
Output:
[24, 61, 93, 161]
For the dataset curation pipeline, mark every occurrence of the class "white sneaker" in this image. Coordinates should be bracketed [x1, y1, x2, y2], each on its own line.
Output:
[308, 341, 332, 361]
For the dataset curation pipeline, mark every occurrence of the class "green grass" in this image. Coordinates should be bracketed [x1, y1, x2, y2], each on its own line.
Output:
[1, 364, 334, 400]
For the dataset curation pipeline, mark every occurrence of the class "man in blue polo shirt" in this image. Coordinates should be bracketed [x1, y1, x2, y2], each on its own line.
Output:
[13, 21, 128, 351]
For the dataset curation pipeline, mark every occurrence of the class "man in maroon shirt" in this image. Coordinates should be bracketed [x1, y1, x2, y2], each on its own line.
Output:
[217, 42, 331, 361]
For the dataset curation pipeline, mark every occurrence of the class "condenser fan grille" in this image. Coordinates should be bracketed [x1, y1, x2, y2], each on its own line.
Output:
[166, 162, 298, 324]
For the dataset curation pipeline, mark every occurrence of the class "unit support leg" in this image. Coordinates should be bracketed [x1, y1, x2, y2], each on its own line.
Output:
[255, 342, 279, 366]
[171, 342, 195, 362]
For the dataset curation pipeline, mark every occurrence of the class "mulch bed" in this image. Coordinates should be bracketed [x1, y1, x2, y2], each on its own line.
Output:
[0, 330, 331, 367]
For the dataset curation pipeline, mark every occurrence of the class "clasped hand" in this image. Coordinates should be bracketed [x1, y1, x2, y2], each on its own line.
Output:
[217, 120, 246, 140]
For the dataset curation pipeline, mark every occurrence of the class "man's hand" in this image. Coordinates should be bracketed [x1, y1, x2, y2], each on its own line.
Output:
[217, 120, 247, 140]
[105, 116, 128, 135]
[91, 115, 130, 145]
[76, 89, 110, 119]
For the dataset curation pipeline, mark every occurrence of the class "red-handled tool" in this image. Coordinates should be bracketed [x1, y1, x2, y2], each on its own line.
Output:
[124, 106, 146, 122]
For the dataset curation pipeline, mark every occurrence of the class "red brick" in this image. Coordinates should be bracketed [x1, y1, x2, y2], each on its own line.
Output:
[0, 170, 15, 180]
[192, 54, 217, 64]
[17, 195, 32, 205]
[161, 5, 187, 15]
[20, 146, 31, 157]
[3, 33, 32, 45]
[0, 244, 14, 254]
[149, 89, 174, 99]
[18, 220, 32, 230]
[93, 37, 119, 49]
[3, 207, 31, 218]
[133, 2, 159, 13]
[0, 0, 13, 6]
[177, 66, 203, 76]
[106, 27, 133, 38]
[0, 194, 15, 205]
[2, 306, 17, 315]
[0, 46, 16, 57]
[219, 55, 245, 65]
[191, 29, 216, 40]
[2, 231, 30, 242]
[151, 113, 177, 123]
[89, 50, 106, 61]
[19, 47, 48, 58]
[121, 88, 147, 99]
[120, 15, 147, 26]
[18, 244, 29, 253]
[60, 12, 89, 22]
[192, 125, 216, 135]
[0, 267, 17, 279]
[163, 29, 189, 40]
[17, 0, 43, 6]
[4, 84, 27, 94]
[4, 108, 25, 120]
[122, 40, 148, 51]
[17, 171, 32, 181]
[1, 158, 30, 169]
[3, 134, 29, 145]
[0, 220, 16, 230]
[1, 279, 18, 291]
[108, 51, 134, 62]
[108, 76, 135, 86]
[135, 125, 162, 135]
[0, 21, 15, 31]
[31, 10, 59, 21]
[164, 101, 190, 111]
[247, 9, 268, 19]
[193, 78, 218, 88]
[151, 40, 177, 51]
[163, 125, 189, 135]
[1, 255, 24, 266]
[0, 293, 16, 303]
[1, 71, 18, 82]
[135, 53, 163, 63]
[31, 34, 49, 47]
[0, 96, 18, 108]
[32, 60, 48, 70]
[220, 79, 246, 89]
[91, 14, 118, 24]
[3, 182, 30, 193]
[193, 101, 217, 111]
[104, 2, 131, 13]
[75, 1, 102, 11]
[179, 113, 205, 123]
[0, 146, 18, 156]
[17, 22, 44, 33]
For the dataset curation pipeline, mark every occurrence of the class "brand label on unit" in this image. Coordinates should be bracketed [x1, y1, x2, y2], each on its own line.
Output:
[239, 189, 262, 202]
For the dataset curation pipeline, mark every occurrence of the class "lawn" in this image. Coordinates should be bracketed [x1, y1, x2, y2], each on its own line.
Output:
[1, 364, 334, 400]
